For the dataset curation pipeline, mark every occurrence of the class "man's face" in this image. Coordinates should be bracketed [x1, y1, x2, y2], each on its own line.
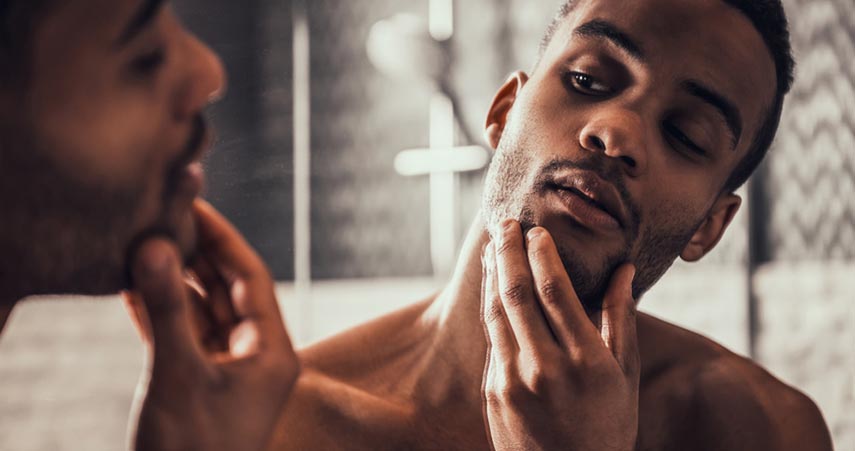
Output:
[482, 0, 775, 309]
[0, 0, 225, 296]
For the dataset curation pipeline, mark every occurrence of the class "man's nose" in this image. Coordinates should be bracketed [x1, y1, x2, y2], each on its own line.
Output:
[578, 109, 647, 178]
[174, 33, 227, 120]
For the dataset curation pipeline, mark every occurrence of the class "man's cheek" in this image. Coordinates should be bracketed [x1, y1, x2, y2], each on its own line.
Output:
[37, 114, 166, 190]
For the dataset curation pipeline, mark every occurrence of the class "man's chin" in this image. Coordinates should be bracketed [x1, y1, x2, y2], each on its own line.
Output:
[548, 230, 629, 312]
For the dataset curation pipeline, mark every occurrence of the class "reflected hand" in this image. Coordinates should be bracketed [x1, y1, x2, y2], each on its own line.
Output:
[481, 220, 639, 451]
[123, 200, 299, 451]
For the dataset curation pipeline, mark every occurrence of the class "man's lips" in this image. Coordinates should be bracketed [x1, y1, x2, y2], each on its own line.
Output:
[547, 172, 627, 231]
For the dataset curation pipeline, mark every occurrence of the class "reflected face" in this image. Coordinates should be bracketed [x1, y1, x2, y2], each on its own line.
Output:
[0, 0, 226, 296]
[482, 0, 775, 309]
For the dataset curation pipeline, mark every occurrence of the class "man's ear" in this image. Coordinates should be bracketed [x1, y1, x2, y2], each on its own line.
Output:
[681, 193, 742, 262]
[484, 71, 529, 150]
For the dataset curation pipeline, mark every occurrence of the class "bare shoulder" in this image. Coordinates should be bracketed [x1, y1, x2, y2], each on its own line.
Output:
[638, 314, 833, 451]
[298, 297, 435, 381]
[267, 368, 413, 451]
[267, 298, 437, 450]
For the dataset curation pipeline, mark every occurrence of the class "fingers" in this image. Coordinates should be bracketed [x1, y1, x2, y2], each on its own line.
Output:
[123, 276, 228, 353]
[130, 238, 203, 369]
[525, 227, 600, 353]
[183, 274, 231, 353]
[600, 263, 640, 379]
[492, 221, 556, 355]
[193, 200, 292, 354]
[482, 241, 518, 358]
[189, 257, 238, 332]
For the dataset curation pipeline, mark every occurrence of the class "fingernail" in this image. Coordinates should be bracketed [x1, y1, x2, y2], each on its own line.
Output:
[500, 218, 517, 231]
[526, 227, 543, 241]
[497, 219, 518, 245]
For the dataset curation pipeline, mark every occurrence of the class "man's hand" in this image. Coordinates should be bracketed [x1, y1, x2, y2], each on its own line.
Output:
[481, 220, 640, 451]
[122, 200, 299, 451]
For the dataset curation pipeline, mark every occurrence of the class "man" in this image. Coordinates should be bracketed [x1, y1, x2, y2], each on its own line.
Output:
[0, 1, 299, 450]
[259, 0, 834, 449]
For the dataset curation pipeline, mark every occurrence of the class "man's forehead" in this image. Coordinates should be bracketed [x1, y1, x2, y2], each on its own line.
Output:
[546, 0, 777, 148]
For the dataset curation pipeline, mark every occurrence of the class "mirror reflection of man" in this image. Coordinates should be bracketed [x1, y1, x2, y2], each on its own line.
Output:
[257, 0, 835, 449]
[0, 1, 299, 450]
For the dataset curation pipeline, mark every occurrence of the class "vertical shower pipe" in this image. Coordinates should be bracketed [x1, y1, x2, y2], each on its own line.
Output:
[428, 0, 458, 277]
[293, 0, 313, 344]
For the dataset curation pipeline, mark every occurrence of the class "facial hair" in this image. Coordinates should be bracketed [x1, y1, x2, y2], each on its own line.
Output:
[482, 123, 702, 311]
[0, 114, 207, 299]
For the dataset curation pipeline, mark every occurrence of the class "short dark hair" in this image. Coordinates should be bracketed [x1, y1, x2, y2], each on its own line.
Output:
[0, 0, 54, 85]
[540, 0, 795, 193]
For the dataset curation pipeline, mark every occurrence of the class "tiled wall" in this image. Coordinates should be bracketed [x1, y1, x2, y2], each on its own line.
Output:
[756, 263, 855, 450]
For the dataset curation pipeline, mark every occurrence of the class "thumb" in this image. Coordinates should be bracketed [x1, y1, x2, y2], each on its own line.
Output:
[130, 238, 202, 370]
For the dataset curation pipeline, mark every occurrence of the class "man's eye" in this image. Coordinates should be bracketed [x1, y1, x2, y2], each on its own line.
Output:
[663, 122, 708, 158]
[566, 71, 612, 95]
[130, 49, 166, 76]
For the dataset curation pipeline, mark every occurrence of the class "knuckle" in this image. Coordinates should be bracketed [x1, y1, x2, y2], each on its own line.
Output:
[485, 301, 506, 325]
[537, 277, 565, 304]
[501, 278, 532, 306]
[485, 363, 525, 404]
[484, 387, 502, 406]
[494, 235, 519, 257]
[485, 385, 518, 409]
[492, 377, 526, 407]
[526, 368, 553, 398]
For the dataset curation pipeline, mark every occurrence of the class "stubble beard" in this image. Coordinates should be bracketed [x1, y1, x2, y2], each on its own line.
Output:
[0, 139, 142, 298]
[482, 136, 700, 311]
[0, 117, 204, 299]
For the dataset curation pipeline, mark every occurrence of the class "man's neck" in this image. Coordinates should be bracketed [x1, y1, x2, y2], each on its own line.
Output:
[410, 212, 494, 406]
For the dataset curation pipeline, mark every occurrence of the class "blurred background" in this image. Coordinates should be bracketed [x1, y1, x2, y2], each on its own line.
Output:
[1, 0, 852, 449]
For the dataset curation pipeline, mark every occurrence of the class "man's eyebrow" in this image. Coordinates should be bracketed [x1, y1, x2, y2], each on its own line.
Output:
[115, 0, 166, 47]
[681, 80, 743, 150]
[573, 20, 644, 62]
